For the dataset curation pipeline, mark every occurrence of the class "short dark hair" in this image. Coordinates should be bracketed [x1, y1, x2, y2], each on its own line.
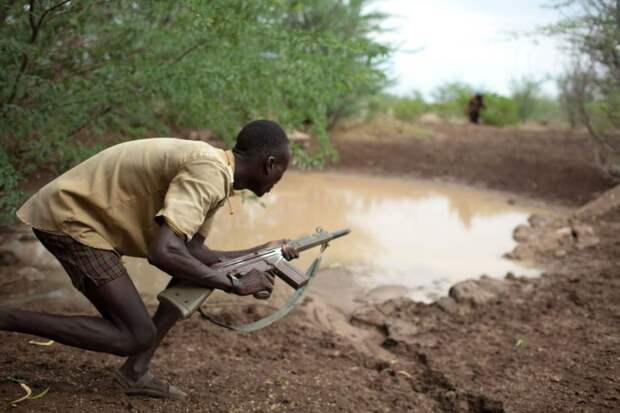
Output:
[233, 119, 289, 160]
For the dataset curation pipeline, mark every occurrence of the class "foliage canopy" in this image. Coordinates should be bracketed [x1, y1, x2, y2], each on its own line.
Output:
[0, 0, 389, 221]
[544, 0, 620, 177]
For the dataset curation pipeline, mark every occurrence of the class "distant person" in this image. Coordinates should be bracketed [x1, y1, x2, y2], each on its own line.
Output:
[0, 119, 298, 399]
[467, 93, 485, 124]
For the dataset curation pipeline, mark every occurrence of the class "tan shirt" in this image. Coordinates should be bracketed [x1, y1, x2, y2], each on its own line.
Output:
[17, 138, 234, 257]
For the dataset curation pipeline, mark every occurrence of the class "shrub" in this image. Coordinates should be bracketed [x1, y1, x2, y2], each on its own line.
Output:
[393, 93, 428, 122]
[430, 82, 474, 120]
[481, 94, 520, 127]
[0, 0, 390, 221]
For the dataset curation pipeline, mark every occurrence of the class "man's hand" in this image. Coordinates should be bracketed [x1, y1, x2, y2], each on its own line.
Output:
[233, 269, 275, 299]
[263, 239, 299, 261]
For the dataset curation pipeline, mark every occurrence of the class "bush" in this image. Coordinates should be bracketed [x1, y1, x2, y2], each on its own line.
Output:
[509, 76, 563, 125]
[362, 93, 428, 122]
[393, 93, 428, 122]
[481, 94, 520, 127]
[0, 0, 390, 222]
[430, 82, 474, 120]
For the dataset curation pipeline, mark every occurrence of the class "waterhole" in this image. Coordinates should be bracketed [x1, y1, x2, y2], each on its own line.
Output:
[128, 171, 545, 311]
[10, 171, 549, 312]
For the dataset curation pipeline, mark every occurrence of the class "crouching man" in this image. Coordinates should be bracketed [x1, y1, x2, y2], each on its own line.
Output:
[0, 119, 297, 399]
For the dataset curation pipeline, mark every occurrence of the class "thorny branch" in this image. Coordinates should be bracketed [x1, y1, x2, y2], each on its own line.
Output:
[3, 0, 72, 107]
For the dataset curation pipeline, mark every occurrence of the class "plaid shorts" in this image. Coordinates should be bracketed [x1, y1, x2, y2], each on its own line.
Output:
[33, 229, 127, 294]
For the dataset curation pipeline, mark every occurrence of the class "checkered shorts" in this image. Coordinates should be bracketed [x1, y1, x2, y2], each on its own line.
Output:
[33, 229, 127, 293]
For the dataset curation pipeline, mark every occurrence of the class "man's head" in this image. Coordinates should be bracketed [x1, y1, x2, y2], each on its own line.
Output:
[232, 120, 291, 197]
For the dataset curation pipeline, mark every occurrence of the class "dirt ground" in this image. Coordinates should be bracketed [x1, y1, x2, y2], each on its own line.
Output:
[1, 120, 619, 412]
[329, 119, 615, 207]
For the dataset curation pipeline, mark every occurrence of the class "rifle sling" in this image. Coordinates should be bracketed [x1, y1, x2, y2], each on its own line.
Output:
[198, 255, 322, 333]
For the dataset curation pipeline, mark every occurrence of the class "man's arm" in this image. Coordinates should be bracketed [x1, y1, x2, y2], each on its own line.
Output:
[147, 223, 274, 296]
[187, 234, 298, 266]
[186, 233, 264, 266]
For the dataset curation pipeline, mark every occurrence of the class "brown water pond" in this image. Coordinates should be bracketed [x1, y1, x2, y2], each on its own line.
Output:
[6, 171, 557, 313]
[130, 171, 550, 310]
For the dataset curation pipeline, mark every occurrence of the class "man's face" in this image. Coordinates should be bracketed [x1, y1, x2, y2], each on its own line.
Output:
[250, 149, 290, 197]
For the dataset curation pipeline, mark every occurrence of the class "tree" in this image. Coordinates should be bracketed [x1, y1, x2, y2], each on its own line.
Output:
[0, 0, 389, 221]
[510, 76, 546, 122]
[431, 82, 475, 120]
[543, 0, 620, 179]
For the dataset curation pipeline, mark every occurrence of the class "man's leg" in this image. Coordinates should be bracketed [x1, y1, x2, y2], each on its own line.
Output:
[118, 300, 181, 380]
[0, 275, 156, 356]
[70, 273, 186, 398]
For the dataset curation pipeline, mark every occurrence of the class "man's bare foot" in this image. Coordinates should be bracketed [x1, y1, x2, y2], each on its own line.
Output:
[114, 370, 187, 400]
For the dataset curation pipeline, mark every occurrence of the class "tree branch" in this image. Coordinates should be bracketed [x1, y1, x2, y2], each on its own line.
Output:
[69, 106, 112, 137]
[28, 0, 37, 42]
[3, 0, 73, 107]
[168, 41, 207, 65]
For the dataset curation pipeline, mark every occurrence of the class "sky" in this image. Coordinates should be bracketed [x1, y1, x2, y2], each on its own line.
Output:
[366, 0, 568, 98]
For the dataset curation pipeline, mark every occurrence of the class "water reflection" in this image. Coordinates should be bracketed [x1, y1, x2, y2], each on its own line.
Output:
[205, 171, 542, 304]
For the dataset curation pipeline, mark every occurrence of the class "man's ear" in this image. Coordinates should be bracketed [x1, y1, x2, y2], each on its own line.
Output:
[266, 155, 276, 173]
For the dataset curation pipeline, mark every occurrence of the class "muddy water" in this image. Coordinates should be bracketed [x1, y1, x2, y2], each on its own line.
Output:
[10, 171, 546, 312]
[126, 171, 544, 311]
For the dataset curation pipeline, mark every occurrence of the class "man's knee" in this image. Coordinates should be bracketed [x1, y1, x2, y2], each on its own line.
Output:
[116, 322, 157, 356]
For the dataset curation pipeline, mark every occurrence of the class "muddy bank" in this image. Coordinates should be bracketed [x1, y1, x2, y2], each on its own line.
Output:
[329, 121, 616, 206]
[1, 123, 619, 412]
[348, 185, 620, 412]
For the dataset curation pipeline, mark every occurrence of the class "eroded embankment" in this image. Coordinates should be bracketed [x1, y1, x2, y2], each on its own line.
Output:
[345, 185, 620, 412]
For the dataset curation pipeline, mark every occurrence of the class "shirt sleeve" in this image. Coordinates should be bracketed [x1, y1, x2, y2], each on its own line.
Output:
[155, 158, 227, 241]
[196, 215, 216, 239]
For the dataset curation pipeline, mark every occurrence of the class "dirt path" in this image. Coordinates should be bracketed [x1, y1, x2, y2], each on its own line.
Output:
[1, 121, 619, 412]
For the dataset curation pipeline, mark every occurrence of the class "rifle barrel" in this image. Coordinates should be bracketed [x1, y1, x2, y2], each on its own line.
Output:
[290, 228, 351, 253]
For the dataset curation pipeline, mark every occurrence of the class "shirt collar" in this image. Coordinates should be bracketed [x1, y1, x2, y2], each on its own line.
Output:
[224, 150, 235, 194]
[223, 150, 236, 215]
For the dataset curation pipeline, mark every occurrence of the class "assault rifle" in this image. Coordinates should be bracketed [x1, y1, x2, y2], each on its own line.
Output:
[158, 228, 350, 318]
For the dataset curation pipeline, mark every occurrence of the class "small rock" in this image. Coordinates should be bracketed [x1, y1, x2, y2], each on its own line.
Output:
[554, 249, 567, 258]
[572, 224, 599, 250]
[555, 226, 573, 238]
[364, 285, 411, 304]
[550, 375, 562, 383]
[435, 296, 460, 314]
[449, 279, 506, 306]
[350, 306, 385, 329]
[385, 319, 419, 339]
[513, 224, 532, 242]
[528, 213, 551, 228]
[504, 245, 528, 260]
